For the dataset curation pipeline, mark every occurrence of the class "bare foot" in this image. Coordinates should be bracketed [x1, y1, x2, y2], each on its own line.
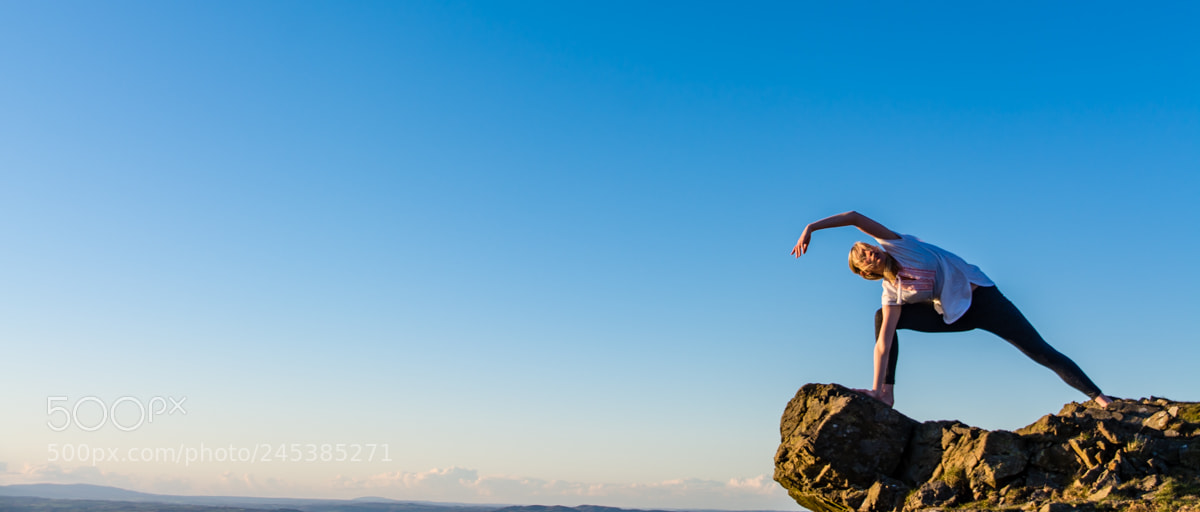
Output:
[878, 392, 894, 408]
[851, 388, 895, 408]
[1094, 395, 1113, 408]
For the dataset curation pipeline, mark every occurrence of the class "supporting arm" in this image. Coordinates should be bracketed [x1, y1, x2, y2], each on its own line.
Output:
[873, 305, 901, 402]
[855, 305, 900, 407]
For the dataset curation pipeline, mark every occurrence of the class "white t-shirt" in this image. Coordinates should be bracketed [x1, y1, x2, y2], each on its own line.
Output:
[875, 234, 994, 324]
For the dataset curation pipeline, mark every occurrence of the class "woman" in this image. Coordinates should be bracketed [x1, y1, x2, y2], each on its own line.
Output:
[791, 211, 1112, 408]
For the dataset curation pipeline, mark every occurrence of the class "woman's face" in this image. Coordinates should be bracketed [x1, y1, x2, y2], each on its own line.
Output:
[852, 244, 889, 278]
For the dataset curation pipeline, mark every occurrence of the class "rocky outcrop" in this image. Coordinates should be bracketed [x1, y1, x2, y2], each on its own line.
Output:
[773, 384, 1200, 512]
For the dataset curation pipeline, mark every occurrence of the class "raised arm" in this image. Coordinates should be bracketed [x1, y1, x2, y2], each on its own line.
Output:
[790, 211, 901, 258]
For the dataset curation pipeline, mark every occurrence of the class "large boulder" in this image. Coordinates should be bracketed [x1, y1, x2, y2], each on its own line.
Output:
[773, 384, 1200, 512]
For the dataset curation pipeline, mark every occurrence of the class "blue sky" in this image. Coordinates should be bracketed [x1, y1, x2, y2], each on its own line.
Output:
[1, 2, 1197, 510]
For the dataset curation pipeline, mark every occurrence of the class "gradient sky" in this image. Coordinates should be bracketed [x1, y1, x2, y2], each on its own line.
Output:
[1, 2, 1197, 510]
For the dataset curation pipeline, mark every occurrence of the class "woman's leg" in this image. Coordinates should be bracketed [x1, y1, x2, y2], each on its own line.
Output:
[875, 303, 973, 385]
[968, 287, 1106, 400]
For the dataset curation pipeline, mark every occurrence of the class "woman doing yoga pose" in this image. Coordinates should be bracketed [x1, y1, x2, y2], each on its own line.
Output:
[791, 211, 1113, 409]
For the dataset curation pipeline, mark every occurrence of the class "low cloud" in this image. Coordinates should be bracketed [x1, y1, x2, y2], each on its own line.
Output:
[334, 467, 482, 497]
[214, 471, 293, 495]
[1, 463, 792, 509]
[332, 467, 792, 509]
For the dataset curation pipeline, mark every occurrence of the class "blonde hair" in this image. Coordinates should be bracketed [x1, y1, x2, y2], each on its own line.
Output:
[849, 242, 900, 283]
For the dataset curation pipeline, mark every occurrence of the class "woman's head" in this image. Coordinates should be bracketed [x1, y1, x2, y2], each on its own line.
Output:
[849, 242, 899, 282]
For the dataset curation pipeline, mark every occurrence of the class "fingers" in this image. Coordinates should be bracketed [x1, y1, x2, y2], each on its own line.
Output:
[790, 240, 806, 258]
[796, 231, 811, 258]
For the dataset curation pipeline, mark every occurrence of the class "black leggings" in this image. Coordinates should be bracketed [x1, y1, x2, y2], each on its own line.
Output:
[874, 285, 1104, 399]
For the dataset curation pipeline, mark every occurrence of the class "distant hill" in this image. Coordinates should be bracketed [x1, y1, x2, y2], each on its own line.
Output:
[0, 484, 496, 511]
[0, 484, 792, 512]
[0, 483, 161, 501]
[0, 495, 304, 512]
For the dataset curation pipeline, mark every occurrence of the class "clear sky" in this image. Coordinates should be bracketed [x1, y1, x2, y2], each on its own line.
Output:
[1, 1, 1197, 510]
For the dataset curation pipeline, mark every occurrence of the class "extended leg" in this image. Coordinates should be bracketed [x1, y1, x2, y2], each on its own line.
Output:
[971, 287, 1106, 400]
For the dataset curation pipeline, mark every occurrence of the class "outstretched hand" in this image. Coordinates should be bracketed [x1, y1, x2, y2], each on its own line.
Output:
[790, 227, 812, 258]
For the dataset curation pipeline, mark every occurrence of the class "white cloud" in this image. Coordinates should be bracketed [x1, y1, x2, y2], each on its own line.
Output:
[333, 467, 482, 496]
[332, 468, 793, 509]
[214, 471, 291, 495]
[726, 474, 778, 493]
